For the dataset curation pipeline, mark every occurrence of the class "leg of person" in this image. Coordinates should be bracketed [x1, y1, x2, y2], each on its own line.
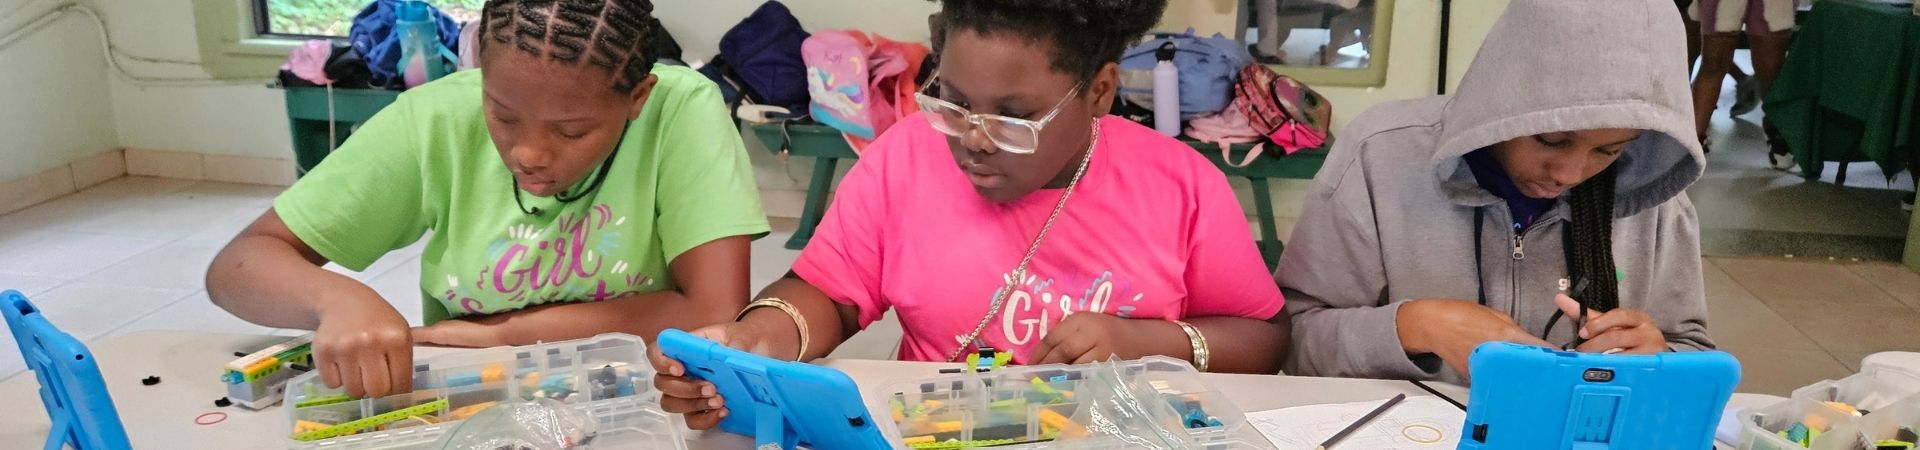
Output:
[1748, 0, 1794, 168]
[1322, 3, 1371, 66]
[1692, 32, 1740, 153]
[1679, 0, 1700, 68]
[1253, 0, 1290, 63]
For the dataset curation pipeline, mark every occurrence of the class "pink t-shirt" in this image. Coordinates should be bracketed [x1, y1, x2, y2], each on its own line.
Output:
[795, 116, 1284, 363]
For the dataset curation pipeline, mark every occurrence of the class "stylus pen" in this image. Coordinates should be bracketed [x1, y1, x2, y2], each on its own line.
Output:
[1315, 393, 1406, 450]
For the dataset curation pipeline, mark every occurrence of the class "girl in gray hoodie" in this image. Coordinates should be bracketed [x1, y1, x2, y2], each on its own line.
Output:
[1275, 0, 1713, 384]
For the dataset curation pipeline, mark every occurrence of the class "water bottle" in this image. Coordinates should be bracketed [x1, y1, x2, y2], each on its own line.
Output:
[397, 0, 454, 88]
[1152, 42, 1181, 137]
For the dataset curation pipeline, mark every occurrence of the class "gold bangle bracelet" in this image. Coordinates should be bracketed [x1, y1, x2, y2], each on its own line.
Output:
[736, 298, 809, 361]
[1173, 320, 1210, 372]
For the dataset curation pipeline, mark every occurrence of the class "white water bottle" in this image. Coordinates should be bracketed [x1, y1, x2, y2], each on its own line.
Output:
[1152, 42, 1181, 137]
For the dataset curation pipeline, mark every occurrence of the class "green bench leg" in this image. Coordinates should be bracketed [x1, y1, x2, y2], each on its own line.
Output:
[289, 119, 357, 177]
[787, 157, 841, 250]
[1248, 177, 1284, 272]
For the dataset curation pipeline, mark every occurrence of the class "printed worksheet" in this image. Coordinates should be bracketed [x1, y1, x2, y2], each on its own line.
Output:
[1247, 396, 1466, 450]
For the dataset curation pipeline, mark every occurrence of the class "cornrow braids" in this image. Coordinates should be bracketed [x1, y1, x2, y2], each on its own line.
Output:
[478, 0, 659, 93]
[1568, 165, 1620, 312]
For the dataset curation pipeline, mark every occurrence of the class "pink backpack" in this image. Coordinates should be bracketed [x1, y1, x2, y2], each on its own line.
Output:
[802, 30, 928, 152]
[1186, 65, 1332, 167]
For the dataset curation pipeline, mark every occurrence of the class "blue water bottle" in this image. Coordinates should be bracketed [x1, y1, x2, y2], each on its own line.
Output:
[397, 0, 457, 88]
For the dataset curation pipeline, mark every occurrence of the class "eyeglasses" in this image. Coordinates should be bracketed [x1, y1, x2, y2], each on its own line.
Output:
[915, 77, 1082, 154]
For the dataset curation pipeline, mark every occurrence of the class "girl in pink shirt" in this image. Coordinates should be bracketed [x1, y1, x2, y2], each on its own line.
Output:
[652, 0, 1289, 429]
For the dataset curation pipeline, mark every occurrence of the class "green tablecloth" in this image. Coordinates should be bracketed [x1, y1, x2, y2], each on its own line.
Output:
[1764, 0, 1920, 180]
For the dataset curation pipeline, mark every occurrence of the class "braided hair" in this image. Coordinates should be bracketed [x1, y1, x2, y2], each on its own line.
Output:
[478, 0, 660, 94]
[1568, 165, 1620, 311]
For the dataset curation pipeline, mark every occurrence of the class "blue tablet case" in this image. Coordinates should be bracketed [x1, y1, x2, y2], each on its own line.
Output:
[656, 329, 890, 450]
[1459, 342, 1739, 450]
[3, 290, 131, 450]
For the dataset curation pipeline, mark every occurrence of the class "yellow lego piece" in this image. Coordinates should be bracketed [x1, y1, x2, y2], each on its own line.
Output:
[934, 421, 963, 433]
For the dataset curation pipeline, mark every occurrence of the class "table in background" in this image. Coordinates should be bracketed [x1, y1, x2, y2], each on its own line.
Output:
[746, 122, 1328, 270]
[1765, 0, 1920, 185]
[274, 84, 401, 176]
[0, 331, 1784, 450]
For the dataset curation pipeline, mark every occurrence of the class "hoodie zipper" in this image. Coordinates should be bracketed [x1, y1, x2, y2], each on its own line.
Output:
[1504, 205, 1551, 319]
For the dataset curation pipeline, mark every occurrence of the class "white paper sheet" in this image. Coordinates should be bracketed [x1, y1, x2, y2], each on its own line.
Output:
[1247, 396, 1467, 450]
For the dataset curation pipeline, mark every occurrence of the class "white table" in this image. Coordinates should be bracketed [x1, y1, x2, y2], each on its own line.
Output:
[0, 331, 1783, 449]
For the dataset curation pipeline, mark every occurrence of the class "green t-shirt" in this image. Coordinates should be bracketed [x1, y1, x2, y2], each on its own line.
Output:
[275, 66, 769, 324]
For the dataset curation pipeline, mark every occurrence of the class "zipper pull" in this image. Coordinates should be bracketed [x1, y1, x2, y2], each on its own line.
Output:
[1511, 235, 1525, 260]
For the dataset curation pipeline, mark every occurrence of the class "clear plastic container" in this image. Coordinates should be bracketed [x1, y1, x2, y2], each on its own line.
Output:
[1789, 366, 1920, 414]
[284, 333, 685, 450]
[873, 357, 1274, 449]
[1737, 397, 1859, 450]
[1811, 392, 1920, 450]
[1735, 366, 1920, 449]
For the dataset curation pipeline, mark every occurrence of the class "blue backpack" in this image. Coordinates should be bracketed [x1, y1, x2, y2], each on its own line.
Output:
[1117, 29, 1250, 119]
[350, 0, 460, 88]
[716, 1, 811, 112]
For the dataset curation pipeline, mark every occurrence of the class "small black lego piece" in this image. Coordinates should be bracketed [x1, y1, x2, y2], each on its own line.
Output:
[213, 397, 232, 407]
[233, 351, 248, 357]
[141, 376, 160, 386]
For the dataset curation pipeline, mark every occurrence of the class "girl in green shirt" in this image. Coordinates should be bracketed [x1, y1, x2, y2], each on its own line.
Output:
[207, 0, 769, 399]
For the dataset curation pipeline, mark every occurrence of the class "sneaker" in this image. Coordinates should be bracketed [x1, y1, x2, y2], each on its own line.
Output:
[1767, 138, 1797, 171]
[1768, 151, 1797, 171]
[1904, 193, 1915, 212]
[1729, 78, 1761, 116]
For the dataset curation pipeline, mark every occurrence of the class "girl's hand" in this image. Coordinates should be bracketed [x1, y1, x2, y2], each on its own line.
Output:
[312, 296, 414, 398]
[1031, 312, 1173, 365]
[1398, 299, 1555, 380]
[648, 322, 785, 430]
[1554, 294, 1667, 354]
[411, 318, 506, 348]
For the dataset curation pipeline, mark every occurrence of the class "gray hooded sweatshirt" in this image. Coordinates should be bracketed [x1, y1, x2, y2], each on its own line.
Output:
[1274, 0, 1712, 384]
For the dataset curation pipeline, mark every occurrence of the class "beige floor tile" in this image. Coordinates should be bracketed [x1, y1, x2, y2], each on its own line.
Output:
[1704, 261, 1824, 351]
[1767, 302, 1920, 355]
[26, 282, 196, 340]
[0, 232, 170, 279]
[180, 207, 266, 244]
[68, 196, 260, 240]
[0, 273, 65, 297]
[1849, 263, 1920, 311]
[1712, 257, 1906, 309]
[1720, 344, 1854, 396]
[70, 176, 195, 200]
[164, 181, 283, 209]
[1829, 351, 1873, 373]
[81, 240, 224, 290]
[111, 291, 272, 336]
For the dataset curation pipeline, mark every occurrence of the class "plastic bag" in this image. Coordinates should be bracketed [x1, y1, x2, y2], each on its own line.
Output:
[436, 398, 598, 450]
[1052, 359, 1206, 450]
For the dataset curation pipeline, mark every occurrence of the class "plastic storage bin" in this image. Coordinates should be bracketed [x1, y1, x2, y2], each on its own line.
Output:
[1737, 367, 1920, 449]
[874, 357, 1274, 449]
[284, 333, 685, 450]
[1812, 392, 1920, 450]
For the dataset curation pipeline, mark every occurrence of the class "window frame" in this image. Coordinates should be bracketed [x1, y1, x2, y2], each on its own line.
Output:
[249, 0, 356, 40]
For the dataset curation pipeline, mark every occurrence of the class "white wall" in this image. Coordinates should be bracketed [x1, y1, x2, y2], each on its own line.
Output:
[0, 0, 118, 182]
[95, 0, 289, 159]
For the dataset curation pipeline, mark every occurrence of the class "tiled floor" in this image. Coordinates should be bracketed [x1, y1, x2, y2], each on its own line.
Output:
[0, 176, 1916, 396]
[1689, 51, 1914, 261]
